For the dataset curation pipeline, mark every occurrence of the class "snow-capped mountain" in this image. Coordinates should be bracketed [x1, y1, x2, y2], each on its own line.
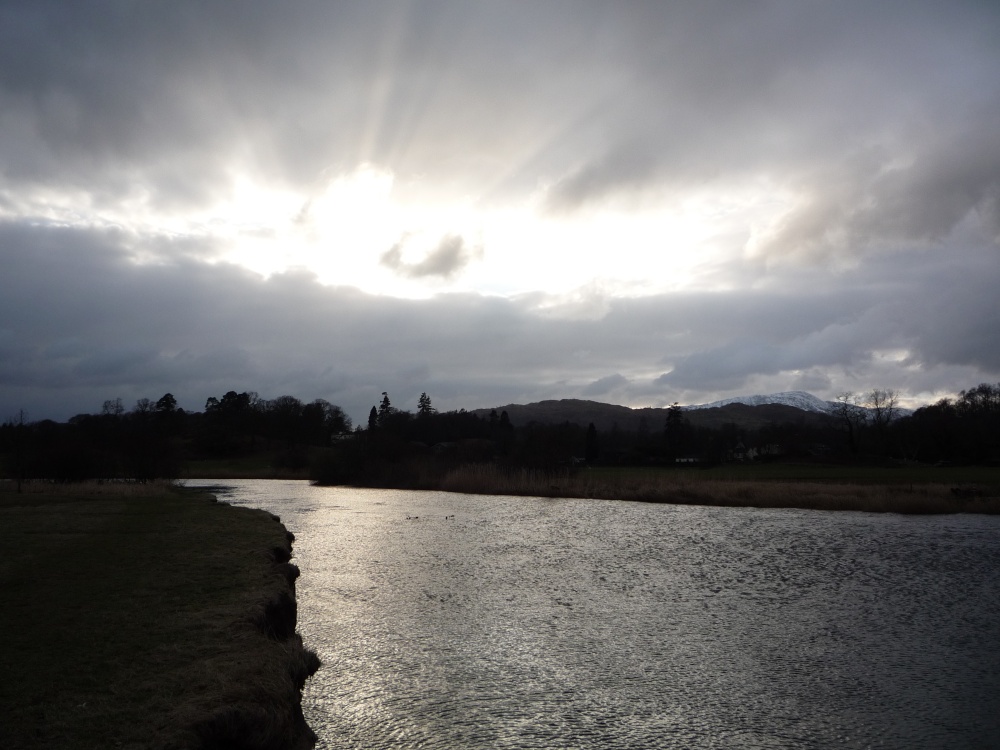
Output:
[687, 391, 839, 414]
[688, 390, 913, 418]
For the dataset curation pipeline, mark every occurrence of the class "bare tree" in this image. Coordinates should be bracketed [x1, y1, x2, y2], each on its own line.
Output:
[867, 388, 900, 456]
[133, 398, 155, 415]
[102, 398, 124, 417]
[867, 388, 900, 430]
[5, 409, 30, 493]
[834, 392, 868, 455]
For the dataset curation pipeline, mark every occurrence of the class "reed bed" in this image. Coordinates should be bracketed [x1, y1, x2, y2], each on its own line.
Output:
[439, 463, 1000, 514]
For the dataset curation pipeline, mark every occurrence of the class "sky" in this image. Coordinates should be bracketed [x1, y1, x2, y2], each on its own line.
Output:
[2, 0, 999, 425]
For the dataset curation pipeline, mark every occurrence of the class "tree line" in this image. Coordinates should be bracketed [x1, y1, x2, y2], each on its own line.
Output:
[0, 391, 352, 484]
[2, 383, 998, 487]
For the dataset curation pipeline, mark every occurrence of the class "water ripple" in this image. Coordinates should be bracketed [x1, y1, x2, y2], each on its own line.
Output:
[189, 480, 1000, 749]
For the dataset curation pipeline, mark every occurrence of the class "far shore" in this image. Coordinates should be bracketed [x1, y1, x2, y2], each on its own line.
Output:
[430, 464, 1000, 514]
[180, 457, 1000, 514]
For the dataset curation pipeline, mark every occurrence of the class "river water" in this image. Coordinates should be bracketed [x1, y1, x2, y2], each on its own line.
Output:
[185, 479, 1000, 749]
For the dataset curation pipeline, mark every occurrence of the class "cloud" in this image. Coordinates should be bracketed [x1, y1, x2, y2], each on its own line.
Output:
[581, 374, 629, 398]
[750, 116, 1000, 263]
[657, 327, 874, 393]
[3, 2, 993, 210]
[1, 2, 1000, 421]
[3, 214, 997, 425]
[540, 145, 659, 214]
[380, 234, 482, 279]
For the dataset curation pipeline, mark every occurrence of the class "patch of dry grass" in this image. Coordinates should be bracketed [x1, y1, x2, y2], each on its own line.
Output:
[439, 463, 1000, 513]
[0, 477, 176, 497]
[0, 483, 317, 750]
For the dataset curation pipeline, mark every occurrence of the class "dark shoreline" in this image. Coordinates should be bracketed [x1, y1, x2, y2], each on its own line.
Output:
[0, 483, 321, 750]
[311, 466, 1000, 514]
[194, 498, 322, 750]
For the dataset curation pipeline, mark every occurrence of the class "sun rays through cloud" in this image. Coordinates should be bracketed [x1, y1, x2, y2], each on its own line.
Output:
[1, 0, 999, 423]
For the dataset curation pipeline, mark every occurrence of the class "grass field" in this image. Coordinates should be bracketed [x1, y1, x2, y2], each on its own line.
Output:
[0, 481, 318, 750]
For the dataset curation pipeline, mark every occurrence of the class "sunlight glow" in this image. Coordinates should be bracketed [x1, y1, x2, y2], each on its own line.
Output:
[22, 160, 784, 304]
[207, 168, 766, 303]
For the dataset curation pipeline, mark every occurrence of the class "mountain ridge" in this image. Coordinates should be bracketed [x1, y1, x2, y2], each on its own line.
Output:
[470, 390, 913, 432]
[470, 393, 840, 432]
[687, 390, 839, 414]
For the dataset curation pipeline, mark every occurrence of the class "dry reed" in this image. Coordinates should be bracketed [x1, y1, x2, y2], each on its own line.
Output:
[0, 478, 175, 497]
[439, 463, 1000, 514]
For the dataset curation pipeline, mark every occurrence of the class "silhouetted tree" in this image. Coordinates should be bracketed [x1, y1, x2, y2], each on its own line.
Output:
[497, 410, 514, 454]
[834, 392, 868, 455]
[955, 382, 1000, 462]
[637, 416, 650, 445]
[266, 395, 304, 445]
[417, 392, 435, 417]
[585, 422, 599, 464]
[155, 393, 178, 412]
[300, 399, 352, 445]
[867, 388, 899, 456]
[3, 409, 30, 492]
[133, 398, 155, 415]
[324, 402, 352, 435]
[200, 390, 260, 456]
[663, 402, 690, 459]
[102, 398, 124, 417]
[378, 392, 393, 426]
[514, 421, 583, 470]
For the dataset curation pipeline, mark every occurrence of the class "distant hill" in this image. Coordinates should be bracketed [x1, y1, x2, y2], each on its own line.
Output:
[688, 390, 839, 414]
[683, 402, 835, 430]
[688, 390, 912, 419]
[471, 396, 835, 433]
[471, 399, 655, 433]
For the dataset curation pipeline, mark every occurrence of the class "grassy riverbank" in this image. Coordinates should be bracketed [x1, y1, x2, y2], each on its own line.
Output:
[436, 463, 1000, 514]
[342, 464, 1000, 514]
[184, 452, 1000, 513]
[0, 481, 318, 750]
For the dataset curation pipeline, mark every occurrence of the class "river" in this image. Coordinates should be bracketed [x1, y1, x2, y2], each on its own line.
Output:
[185, 479, 1000, 749]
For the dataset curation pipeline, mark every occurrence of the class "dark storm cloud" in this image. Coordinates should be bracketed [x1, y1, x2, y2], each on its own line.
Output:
[660, 336, 867, 393]
[531, 2, 1000, 260]
[658, 227, 1000, 393]
[380, 235, 481, 279]
[581, 374, 630, 398]
[753, 114, 1000, 261]
[0, 221, 554, 418]
[1, 1, 999, 418]
[0, 1, 625, 205]
[2, 218, 997, 423]
[6, 1, 996, 210]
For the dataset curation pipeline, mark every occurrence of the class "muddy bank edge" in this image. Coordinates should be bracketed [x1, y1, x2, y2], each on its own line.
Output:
[182, 494, 321, 750]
